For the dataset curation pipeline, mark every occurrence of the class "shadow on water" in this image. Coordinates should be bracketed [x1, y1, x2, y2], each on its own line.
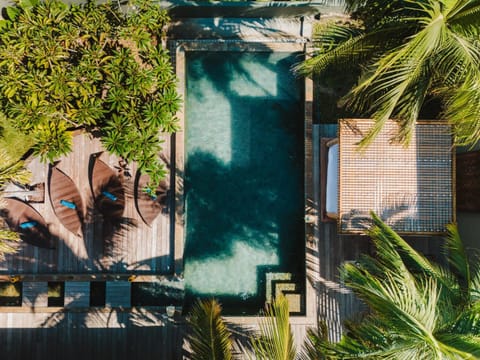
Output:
[184, 151, 304, 264]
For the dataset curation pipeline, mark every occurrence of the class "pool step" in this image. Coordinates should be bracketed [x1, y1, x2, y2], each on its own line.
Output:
[265, 272, 304, 313]
[265, 272, 292, 304]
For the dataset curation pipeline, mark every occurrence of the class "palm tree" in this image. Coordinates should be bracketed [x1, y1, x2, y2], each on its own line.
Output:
[186, 296, 297, 360]
[0, 150, 30, 260]
[306, 212, 480, 359]
[297, 0, 480, 147]
[186, 299, 234, 360]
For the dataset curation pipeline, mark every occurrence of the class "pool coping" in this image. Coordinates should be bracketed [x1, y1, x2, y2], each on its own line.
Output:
[173, 40, 316, 324]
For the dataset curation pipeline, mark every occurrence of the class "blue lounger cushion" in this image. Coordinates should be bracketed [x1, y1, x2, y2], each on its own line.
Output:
[20, 220, 38, 229]
[60, 199, 77, 209]
[101, 190, 117, 201]
[145, 188, 157, 201]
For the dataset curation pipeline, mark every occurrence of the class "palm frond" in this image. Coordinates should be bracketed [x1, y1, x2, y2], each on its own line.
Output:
[0, 150, 31, 189]
[300, 321, 332, 360]
[302, 0, 480, 147]
[443, 75, 480, 146]
[470, 269, 480, 302]
[369, 213, 449, 280]
[432, 33, 480, 91]
[346, 264, 439, 335]
[435, 333, 480, 358]
[297, 20, 413, 78]
[369, 213, 463, 307]
[313, 210, 479, 359]
[344, 5, 445, 146]
[0, 225, 20, 261]
[251, 295, 296, 360]
[186, 299, 233, 360]
[333, 270, 445, 358]
[444, 224, 472, 302]
[447, 1, 480, 28]
[295, 24, 367, 76]
[451, 300, 480, 335]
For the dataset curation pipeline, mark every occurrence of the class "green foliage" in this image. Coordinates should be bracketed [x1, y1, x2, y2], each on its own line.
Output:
[301, 321, 332, 360]
[311, 212, 480, 359]
[297, 0, 480, 147]
[0, 0, 180, 183]
[0, 149, 29, 260]
[187, 299, 233, 360]
[250, 295, 296, 360]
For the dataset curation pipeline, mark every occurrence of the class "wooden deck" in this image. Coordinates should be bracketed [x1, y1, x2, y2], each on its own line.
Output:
[0, 309, 186, 360]
[0, 132, 173, 275]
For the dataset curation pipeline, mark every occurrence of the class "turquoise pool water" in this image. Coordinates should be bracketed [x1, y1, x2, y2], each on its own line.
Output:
[184, 51, 305, 315]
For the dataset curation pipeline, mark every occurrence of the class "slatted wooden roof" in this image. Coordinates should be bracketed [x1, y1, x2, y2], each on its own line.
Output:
[339, 119, 454, 234]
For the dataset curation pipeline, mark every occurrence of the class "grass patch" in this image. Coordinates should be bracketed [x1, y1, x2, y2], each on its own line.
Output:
[0, 113, 34, 161]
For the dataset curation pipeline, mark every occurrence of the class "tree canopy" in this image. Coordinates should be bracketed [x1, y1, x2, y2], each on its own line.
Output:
[0, 0, 180, 185]
[297, 0, 480, 147]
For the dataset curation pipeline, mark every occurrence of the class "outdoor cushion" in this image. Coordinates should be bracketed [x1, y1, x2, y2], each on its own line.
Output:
[60, 199, 77, 209]
[326, 143, 338, 216]
[101, 190, 117, 201]
[20, 220, 38, 229]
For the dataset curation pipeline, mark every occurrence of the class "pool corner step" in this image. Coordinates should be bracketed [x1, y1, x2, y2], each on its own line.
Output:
[265, 272, 304, 313]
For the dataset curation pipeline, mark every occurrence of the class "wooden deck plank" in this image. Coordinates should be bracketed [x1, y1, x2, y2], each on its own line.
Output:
[0, 310, 186, 360]
[0, 132, 172, 276]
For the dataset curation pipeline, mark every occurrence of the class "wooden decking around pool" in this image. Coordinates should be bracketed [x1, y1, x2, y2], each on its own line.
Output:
[0, 132, 174, 275]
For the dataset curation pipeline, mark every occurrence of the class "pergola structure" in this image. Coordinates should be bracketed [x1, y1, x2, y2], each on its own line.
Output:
[322, 118, 455, 234]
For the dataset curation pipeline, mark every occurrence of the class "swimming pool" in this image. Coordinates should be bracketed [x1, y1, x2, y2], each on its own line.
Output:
[183, 49, 305, 315]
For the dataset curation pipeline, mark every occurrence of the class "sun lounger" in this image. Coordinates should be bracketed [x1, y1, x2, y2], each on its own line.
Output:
[49, 167, 84, 236]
